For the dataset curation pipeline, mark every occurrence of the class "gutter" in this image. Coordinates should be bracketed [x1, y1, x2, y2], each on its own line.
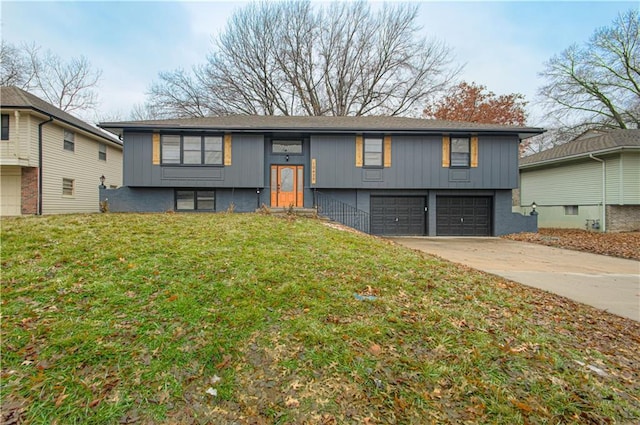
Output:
[520, 146, 640, 169]
[38, 116, 54, 215]
[589, 154, 606, 232]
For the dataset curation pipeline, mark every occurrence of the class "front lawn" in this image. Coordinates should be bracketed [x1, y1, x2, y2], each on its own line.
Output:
[1, 213, 639, 424]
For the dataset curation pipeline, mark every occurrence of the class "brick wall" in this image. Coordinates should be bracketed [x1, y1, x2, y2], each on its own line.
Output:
[21, 167, 38, 215]
[607, 205, 640, 232]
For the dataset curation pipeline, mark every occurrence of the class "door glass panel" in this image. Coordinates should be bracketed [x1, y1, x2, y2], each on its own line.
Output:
[280, 167, 294, 192]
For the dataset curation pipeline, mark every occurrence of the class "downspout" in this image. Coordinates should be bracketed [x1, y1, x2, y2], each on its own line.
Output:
[589, 154, 606, 232]
[38, 116, 54, 215]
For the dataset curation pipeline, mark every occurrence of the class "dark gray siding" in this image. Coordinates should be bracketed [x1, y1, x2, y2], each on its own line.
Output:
[310, 134, 519, 189]
[123, 132, 264, 188]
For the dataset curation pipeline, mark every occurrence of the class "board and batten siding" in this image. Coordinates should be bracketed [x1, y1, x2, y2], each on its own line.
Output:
[311, 134, 519, 189]
[41, 123, 122, 214]
[123, 132, 264, 188]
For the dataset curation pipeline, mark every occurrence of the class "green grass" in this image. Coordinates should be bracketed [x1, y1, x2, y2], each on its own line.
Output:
[1, 213, 639, 424]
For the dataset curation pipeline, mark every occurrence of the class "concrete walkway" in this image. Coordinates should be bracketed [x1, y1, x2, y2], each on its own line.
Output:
[389, 237, 640, 322]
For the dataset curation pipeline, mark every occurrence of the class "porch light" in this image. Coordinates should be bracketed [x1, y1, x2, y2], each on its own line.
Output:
[530, 201, 538, 216]
[100, 175, 106, 188]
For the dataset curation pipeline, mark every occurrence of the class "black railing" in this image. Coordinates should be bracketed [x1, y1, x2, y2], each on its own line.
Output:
[314, 191, 370, 234]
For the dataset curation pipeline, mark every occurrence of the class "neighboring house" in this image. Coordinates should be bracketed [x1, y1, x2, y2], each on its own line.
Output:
[0, 86, 123, 216]
[519, 129, 640, 232]
[99, 116, 543, 236]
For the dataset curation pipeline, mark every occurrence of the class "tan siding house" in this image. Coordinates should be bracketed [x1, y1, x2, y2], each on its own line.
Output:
[519, 129, 640, 232]
[0, 86, 123, 216]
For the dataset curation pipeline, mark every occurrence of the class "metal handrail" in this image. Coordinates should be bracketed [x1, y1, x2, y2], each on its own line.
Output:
[314, 191, 370, 233]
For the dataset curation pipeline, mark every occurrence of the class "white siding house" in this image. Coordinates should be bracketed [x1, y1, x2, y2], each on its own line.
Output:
[519, 129, 640, 232]
[0, 86, 123, 216]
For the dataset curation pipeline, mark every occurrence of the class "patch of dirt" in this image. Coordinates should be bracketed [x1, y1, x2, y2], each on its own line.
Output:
[503, 228, 640, 260]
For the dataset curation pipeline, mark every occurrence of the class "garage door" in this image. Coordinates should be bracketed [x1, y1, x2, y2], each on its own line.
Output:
[370, 196, 426, 235]
[436, 196, 492, 236]
[0, 166, 22, 216]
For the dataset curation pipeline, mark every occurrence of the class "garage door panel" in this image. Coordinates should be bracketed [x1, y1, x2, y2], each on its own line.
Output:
[370, 196, 425, 236]
[436, 196, 492, 236]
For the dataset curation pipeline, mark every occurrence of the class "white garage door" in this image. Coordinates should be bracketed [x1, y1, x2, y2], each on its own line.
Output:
[1, 166, 22, 216]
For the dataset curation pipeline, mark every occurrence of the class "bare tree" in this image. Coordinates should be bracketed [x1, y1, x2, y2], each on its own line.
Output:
[539, 9, 639, 132]
[0, 41, 34, 87]
[147, 1, 460, 117]
[0, 42, 102, 115]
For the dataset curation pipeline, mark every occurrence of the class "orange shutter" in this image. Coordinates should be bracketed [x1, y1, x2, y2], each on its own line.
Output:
[471, 136, 478, 167]
[442, 135, 450, 167]
[224, 134, 232, 165]
[152, 133, 160, 165]
[383, 135, 392, 167]
[355, 135, 363, 167]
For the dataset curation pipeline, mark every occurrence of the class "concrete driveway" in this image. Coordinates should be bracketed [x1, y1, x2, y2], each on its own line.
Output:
[389, 237, 640, 322]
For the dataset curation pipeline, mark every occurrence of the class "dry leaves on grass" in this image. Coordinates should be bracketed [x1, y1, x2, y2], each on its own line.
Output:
[504, 228, 640, 260]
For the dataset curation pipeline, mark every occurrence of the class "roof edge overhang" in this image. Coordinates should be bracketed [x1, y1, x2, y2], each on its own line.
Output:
[98, 123, 545, 140]
[2, 105, 123, 147]
[520, 146, 640, 169]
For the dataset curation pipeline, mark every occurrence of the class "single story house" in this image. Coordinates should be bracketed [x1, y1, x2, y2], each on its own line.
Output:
[99, 116, 544, 236]
[0, 86, 123, 216]
[519, 129, 640, 232]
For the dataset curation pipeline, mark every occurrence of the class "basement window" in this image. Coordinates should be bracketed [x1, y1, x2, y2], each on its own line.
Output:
[564, 205, 579, 215]
[175, 190, 215, 211]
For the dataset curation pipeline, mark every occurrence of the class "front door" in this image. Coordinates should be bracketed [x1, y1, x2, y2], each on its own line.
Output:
[271, 165, 304, 207]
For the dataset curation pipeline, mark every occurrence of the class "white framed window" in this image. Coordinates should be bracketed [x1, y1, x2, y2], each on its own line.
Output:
[62, 178, 74, 196]
[564, 205, 579, 215]
[98, 143, 107, 161]
[363, 137, 383, 167]
[64, 130, 75, 152]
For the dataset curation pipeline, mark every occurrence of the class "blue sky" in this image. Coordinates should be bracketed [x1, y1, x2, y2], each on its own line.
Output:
[1, 1, 636, 124]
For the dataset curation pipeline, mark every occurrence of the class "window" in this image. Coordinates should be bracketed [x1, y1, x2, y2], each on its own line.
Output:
[175, 190, 215, 211]
[161, 135, 223, 165]
[62, 178, 74, 196]
[363, 137, 383, 167]
[204, 136, 223, 164]
[272, 140, 302, 154]
[98, 143, 107, 161]
[564, 205, 579, 215]
[161, 135, 180, 164]
[64, 130, 75, 151]
[450, 137, 470, 167]
[1, 114, 9, 140]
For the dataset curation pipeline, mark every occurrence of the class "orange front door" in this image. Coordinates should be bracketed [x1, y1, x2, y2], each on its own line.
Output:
[271, 165, 303, 207]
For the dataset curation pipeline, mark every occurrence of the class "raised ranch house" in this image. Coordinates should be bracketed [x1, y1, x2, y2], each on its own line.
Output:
[99, 116, 543, 236]
[0, 86, 123, 216]
[519, 129, 640, 232]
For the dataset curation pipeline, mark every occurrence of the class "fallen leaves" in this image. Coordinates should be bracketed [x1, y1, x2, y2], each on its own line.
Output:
[503, 228, 640, 260]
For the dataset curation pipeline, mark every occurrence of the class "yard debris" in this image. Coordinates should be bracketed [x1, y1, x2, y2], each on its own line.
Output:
[354, 293, 377, 301]
[205, 387, 217, 396]
[503, 228, 640, 260]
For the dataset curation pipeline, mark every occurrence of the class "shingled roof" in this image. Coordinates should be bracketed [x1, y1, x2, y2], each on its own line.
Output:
[1, 86, 121, 145]
[520, 129, 640, 168]
[99, 115, 544, 139]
